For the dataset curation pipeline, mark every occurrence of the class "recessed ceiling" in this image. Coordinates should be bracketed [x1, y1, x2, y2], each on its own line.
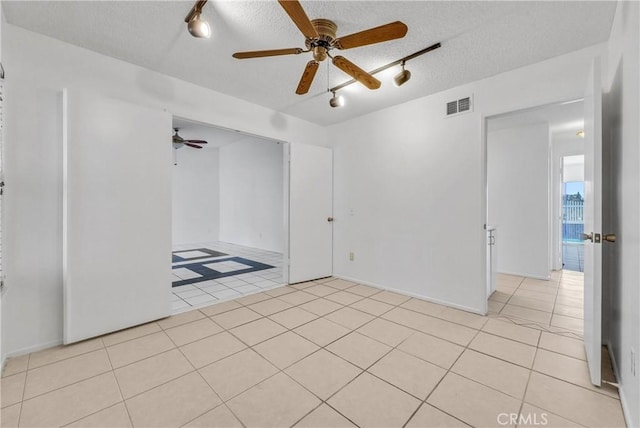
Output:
[2, 1, 617, 126]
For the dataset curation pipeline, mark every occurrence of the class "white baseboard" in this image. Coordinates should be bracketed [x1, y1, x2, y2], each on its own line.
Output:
[497, 270, 552, 281]
[606, 341, 633, 428]
[4, 339, 62, 360]
[332, 274, 485, 316]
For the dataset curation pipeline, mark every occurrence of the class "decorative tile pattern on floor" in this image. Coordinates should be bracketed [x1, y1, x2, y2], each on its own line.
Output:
[2, 276, 625, 428]
[172, 257, 274, 287]
[172, 248, 228, 263]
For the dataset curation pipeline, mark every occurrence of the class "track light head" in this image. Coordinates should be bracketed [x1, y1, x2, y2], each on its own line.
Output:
[394, 62, 411, 87]
[329, 91, 344, 108]
[188, 12, 211, 38]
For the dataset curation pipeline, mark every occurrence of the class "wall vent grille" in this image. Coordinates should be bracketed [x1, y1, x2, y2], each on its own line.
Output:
[446, 95, 474, 117]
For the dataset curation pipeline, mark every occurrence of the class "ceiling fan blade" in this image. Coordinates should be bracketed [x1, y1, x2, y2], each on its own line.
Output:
[184, 140, 208, 144]
[334, 21, 408, 50]
[296, 61, 319, 95]
[332, 56, 381, 90]
[233, 48, 304, 59]
[185, 143, 203, 149]
[277, 0, 319, 39]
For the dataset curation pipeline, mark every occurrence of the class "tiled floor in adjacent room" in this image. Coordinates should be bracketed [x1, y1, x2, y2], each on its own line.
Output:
[1, 276, 626, 427]
[171, 242, 284, 313]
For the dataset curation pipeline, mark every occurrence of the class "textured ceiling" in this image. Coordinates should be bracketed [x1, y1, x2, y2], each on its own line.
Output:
[3, 1, 616, 126]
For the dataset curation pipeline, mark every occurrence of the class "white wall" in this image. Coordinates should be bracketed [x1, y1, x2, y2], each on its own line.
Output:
[488, 123, 550, 279]
[602, 1, 640, 426]
[563, 156, 585, 182]
[1, 24, 326, 358]
[329, 43, 606, 314]
[172, 145, 220, 245]
[219, 138, 284, 252]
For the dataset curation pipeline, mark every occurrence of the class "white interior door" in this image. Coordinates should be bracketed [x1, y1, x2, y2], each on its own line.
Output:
[289, 143, 333, 283]
[583, 58, 603, 386]
[63, 89, 172, 344]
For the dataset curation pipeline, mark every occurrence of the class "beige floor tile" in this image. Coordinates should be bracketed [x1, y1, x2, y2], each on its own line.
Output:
[277, 290, 318, 306]
[28, 338, 104, 369]
[369, 349, 445, 399]
[489, 300, 506, 313]
[382, 307, 432, 330]
[157, 310, 205, 330]
[496, 283, 519, 295]
[264, 286, 296, 298]
[324, 279, 357, 290]
[1, 355, 29, 378]
[106, 331, 175, 369]
[114, 349, 194, 399]
[533, 349, 617, 398]
[398, 332, 464, 369]
[199, 300, 243, 317]
[126, 371, 221, 428]
[553, 303, 584, 319]
[507, 295, 555, 313]
[489, 291, 512, 303]
[67, 402, 132, 427]
[294, 404, 356, 427]
[324, 307, 375, 330]
[299, 298, 343, 316]
[102, 322, 161, 347]
[254, 331, 319, 369]
[538, 332, 586, 360]
[557, 288, 583, 299]
[199, 348, 278, 401]
[525, 372, 625, 428]
[304, 284, 340, 297]
[234, 292, 272, 306]
[19, 372, 122, 428]
[481, 318, 541, 346]
[451, 349, 530, 399]
[501, 304, 553, 325]
[165, 318, 223, 346]
[328, 372, 421, 427]
[551, 314, 583, 332]
[1, 371, 26, 408]
[427, 373, 521, 428]
[0, 403, 21, 427]
[180, 331, 246, 368]
[326, 332, 391, 369]
[518, 403, 583, 428]
[324, 291, 364, 306]
[269, 307, 318, 329]
[405, 403, 470, 427]
[291, 281, 317, 290]
[345, 284, 380, 297]
[356, 318, 413, 346]
[294, 318, 351, 347]
[436, 306, 488, 329]
[469, 332, 536, 368]
[512, 289, 557, 303]
[210, 307, 262, 329]
[248, 298, 293, 316]
[414, 313, 478, 346]
[401, 298, 444, 316]
[349, 298, 394, 316]
[227, 373, 320, 428]
[555, 295, 583, 308]
[229, 318, 287, 346]
[24, 349, 112, 400]
[370, 290, 411, 305]
[184, 404, 243, 427]
[285, 349, 361, 400]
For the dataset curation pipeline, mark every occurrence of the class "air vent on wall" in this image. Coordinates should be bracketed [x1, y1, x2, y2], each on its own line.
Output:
[446, 95, 473, 117]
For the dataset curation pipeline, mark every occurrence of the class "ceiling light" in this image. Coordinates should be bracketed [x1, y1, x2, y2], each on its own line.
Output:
[185, 1, 211, 39]
[577, 130, 585, 138]
[329, 91, 344, 108]
[394, 62, 411, 87]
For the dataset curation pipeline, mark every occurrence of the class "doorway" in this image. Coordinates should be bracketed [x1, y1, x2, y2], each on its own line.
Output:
[561, 155, 585, 272]
[170, 117, 289, 313]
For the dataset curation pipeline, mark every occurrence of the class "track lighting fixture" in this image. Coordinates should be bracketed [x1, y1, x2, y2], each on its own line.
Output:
[394, 61, 412, 87]
[329, 91, 344, 108]
[185, 0, 211, 39]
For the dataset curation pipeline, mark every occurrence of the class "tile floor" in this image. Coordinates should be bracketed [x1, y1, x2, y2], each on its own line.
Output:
[171, 242, 284, 313]
[489, 271, 585, 337]
[1, 275, 626, 427]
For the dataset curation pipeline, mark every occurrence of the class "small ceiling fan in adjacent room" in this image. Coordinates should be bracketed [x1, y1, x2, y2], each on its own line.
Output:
[172, 128, 208, 149]
[232, 0, 408, 95]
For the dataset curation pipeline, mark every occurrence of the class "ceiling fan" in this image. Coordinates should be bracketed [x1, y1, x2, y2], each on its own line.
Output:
[232, 0, 408, 95]
[172, 128, 208, 150]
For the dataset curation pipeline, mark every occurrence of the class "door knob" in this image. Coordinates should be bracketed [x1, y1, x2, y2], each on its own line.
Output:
[581, 233, 593, 242]
[327, 217, 334, 222]
[603, 233, 617, 243]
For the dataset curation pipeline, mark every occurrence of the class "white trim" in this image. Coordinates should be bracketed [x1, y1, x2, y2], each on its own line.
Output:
[3, 339, 63, 360]
[497, 270, 551, 281]
[606, 341, 632, 427]
[332, 274, 486, 316]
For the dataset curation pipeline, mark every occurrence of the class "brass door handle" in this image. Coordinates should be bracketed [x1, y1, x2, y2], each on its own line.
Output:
[603, 233, 617, 243]
[581, 233, 593, 242]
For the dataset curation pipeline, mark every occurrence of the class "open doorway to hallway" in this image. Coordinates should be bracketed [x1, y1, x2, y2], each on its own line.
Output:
[562, 155, 585, 272]
[170, 117, 288, 313]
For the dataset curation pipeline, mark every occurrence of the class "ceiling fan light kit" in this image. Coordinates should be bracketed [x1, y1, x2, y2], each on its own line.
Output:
[394, 61, 412, 87]
[329, 91, 344, 108]
[185, 0, 211, 39]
